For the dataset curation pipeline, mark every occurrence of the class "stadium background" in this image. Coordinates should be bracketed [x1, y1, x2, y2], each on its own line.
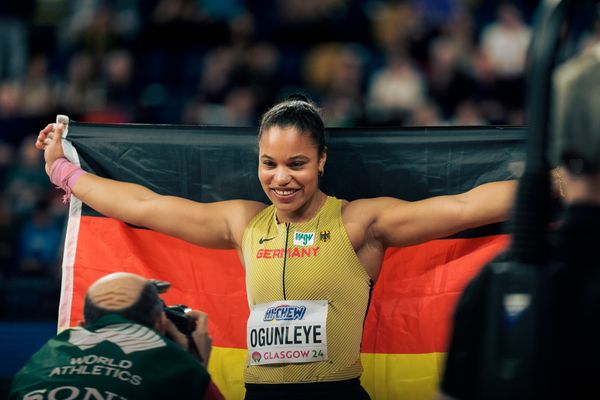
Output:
[0, 0, 597, 397]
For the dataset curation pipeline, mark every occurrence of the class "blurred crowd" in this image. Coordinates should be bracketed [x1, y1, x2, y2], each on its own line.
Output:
[0, 0, 598, 319]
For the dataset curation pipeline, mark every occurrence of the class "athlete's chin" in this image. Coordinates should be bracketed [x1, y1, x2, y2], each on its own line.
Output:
[270, 195, 305, 214]
[272, 198, 302, 212]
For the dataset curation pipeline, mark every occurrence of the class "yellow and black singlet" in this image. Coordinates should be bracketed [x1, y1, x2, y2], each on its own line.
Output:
[241, 196, 372, 383]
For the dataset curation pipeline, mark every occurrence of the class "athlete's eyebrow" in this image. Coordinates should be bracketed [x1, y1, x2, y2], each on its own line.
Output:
[260, 155, 310, 162]
[288, 155, 310, 162]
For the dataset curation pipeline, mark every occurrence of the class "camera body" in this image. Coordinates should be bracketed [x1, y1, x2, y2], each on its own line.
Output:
[150, 279, 196, 335]
[164, 304, 196, 335]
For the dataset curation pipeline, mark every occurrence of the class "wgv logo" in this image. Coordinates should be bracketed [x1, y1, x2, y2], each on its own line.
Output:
[293, 232, 314, 246]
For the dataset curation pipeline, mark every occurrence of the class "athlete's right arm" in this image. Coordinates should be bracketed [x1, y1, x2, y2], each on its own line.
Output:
[37, 122, 266, 249]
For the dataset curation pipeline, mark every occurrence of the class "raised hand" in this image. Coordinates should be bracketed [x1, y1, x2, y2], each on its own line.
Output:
[188, 310, 212, 367]
[35, 122, 66, 176]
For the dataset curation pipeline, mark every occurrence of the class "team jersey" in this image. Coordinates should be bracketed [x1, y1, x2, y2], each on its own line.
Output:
[9, 314, 211, 400]
[242, 196, 373, 383]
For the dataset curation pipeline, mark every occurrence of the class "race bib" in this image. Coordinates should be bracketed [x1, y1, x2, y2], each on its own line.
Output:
[247, 300, 328, 365]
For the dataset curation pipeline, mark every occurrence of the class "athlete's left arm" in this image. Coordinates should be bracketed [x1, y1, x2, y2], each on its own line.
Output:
[370, 180, 517, 247]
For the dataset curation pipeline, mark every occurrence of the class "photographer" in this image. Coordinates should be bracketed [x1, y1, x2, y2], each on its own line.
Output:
[9, 272, 224, 400]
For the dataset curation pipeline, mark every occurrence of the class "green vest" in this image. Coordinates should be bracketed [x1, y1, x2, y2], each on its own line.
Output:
[9, 314, 210, 400]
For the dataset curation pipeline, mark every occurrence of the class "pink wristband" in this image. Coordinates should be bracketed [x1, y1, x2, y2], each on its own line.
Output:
[50, 157, 86, 203]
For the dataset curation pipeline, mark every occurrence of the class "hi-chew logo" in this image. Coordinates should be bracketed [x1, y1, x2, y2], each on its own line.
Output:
[264, 305, 307, 321]
[293, 232, 314, 246]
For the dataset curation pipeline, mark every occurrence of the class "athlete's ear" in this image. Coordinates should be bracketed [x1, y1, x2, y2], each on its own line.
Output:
[318, 148, 327, 173]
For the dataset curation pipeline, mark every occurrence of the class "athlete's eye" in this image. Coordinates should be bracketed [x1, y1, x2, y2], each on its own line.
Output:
[289, 161, 305, 169]
[262, 160, 276, 168]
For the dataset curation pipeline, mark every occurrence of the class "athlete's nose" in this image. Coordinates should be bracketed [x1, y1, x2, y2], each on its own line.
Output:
[273, 167, 292, 185]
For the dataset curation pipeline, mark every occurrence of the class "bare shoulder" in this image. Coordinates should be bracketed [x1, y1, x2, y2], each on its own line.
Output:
[341, 197, 408, 249]
[341, 197, 407, 225]
[227, 199, 268, 215]
[223, 199, 268, 246]
[221, 199, 267, 225]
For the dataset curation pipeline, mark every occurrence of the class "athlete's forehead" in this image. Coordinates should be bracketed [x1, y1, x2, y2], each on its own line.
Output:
[259, 126, 319, 158]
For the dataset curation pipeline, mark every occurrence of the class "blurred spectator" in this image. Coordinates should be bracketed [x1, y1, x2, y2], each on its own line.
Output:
[407, 103, 445, 127]
[0, 81, 23, 118]
[479, 3, 532, 111]
[412, 0, 464, 32]
[59, 0, 141, 55]
[427, 36, 477, 119]
[78, 48, 137, 123]
[20, 54, 57, 117]
[0, 141, 13, 184]
[470, 49, 510, 125]
[186, 86, 258, 126]
[2, 136, 50, 218]
[17, 199, 62, 277]
[0, 195, 17, 279]
[239, 43, 282, 112]
[141, 0, 230, 51]
[200, 0, 246, 21]
[304, 43, 368, 126]
[76, 5, 127, 56]
[104, 49, 135, 101]
[269, 0, 351, 47]
[451, 100, 488, 126]
[441, 10, 478, 59]
[321, 95, 364, 127]
[367, 50, 426, 125]
[57, 51, 104, 118]
[222, 86, 258, 125]
[367, 1, 419, 53]
[198, 47, 237, 104]
[0, 2, 34, 80]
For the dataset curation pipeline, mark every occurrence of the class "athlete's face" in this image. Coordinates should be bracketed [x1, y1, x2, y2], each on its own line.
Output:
[258, 126, 326, 220]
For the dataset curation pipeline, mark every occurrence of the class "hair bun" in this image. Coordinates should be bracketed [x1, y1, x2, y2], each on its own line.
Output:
[287, 93, 310, 102]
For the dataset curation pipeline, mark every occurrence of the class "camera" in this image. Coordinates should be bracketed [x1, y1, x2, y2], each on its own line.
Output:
[150, 279, 196, 335]
[164, 304, 196, 335]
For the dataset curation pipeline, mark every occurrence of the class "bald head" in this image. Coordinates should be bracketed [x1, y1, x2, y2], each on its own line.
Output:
[88, 272, 148, 310]
[84, 272, 163, 328]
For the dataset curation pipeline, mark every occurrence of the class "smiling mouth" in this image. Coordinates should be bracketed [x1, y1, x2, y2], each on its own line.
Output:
[272, 188, 300, 197]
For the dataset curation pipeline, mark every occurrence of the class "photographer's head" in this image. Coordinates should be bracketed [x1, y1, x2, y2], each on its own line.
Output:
[551, 45, 600, 203]
[83, 272, 165, 331]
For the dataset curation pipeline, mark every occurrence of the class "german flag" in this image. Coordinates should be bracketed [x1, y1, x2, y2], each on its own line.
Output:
[59, 121, 524, 399]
